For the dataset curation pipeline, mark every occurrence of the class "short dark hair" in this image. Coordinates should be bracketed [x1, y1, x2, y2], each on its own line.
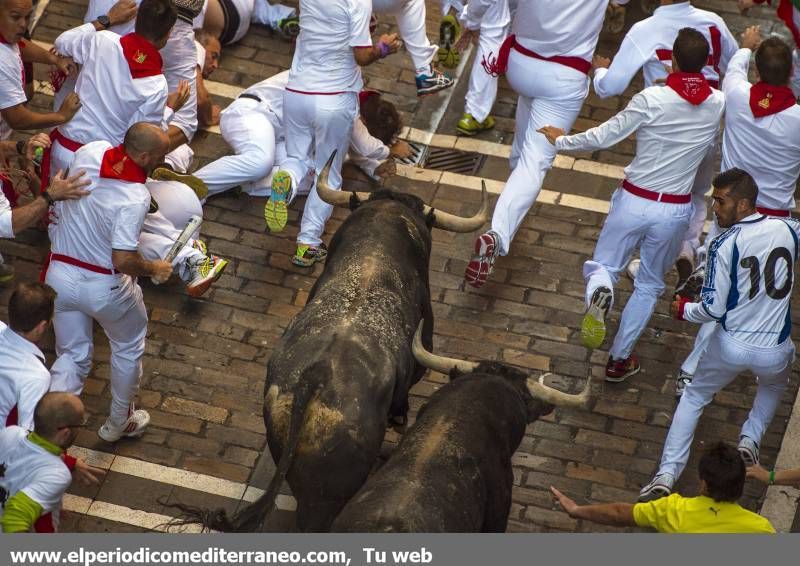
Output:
[360, 94, 402, 146]
[756, 37, 792, 86]
[33, 392, 81, 439]
[8, 282, 56, 333]
[713, 168, 759, 206]
[135, 0, 177, 41]
[673, 28, 710, 73]
[698, 442, 746, 502]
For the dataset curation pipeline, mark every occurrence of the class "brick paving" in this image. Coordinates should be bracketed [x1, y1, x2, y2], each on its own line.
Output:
[1, 0, 799, 532]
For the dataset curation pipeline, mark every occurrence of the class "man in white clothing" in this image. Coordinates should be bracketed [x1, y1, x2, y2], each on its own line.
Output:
[539, 29, 724, 382]
[464, 0, 629, 288]
[44, 123, 174, 443]
[675, 27, 800, 396]
[193, 0, 298, 45]
[639, 169, 797, 502]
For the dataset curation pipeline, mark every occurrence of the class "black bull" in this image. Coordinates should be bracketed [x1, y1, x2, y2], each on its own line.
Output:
[332, 324, 592, 532]
[171, 155, 489, 532]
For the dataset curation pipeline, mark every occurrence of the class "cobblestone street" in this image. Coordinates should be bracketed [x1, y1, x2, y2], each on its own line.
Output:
[2, 0, 799, 533]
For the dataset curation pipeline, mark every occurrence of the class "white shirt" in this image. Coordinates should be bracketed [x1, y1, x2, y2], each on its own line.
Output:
[685, 214, 800, 348]
[511, 0, 628, 62]
[461, 0, 511, 32]
[556, 85, 724, 195]
[287, 0, 372, 93]
[0, 193, 12, 239]
[54, 24, 169, 146]
[348, 118, 390, 179]
[195, 40, 205, 71]
[593, 1, 738, 98]
[0, 39, 26, 141]
[0, 323, 50, 431]
[721, 49, 800, 212]
[49, 141, 151, 269]
[0, 426, 72, 532]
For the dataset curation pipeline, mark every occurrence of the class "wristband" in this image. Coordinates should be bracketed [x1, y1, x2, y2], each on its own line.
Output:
[377, 41, 391, 59]
[769, 470, 775, 485]
[16, 140, 25, 155]
[674, 295, 690, 321]
[42, 189, 55, 205]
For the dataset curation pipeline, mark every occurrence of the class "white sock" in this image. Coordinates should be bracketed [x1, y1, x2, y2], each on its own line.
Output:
[415, 64, 433, 76]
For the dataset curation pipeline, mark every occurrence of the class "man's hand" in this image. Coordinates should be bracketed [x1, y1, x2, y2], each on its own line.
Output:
[24, 133, 51, 162]
[72, 458, 106, 487]
[746, 464, 771, 484]
[592, 55, 611, 72]
[738, 0, 756, 15]
[389, 140, 412, 159]
[210, 104, 221, 126]
[151, 259, 173, 284]
[550, 486, 580, 517]
[741, 25, 762, 51]
[378, 33, 403, 56]
[670, 297, 685, 319]
[374, 159, 396, 181]
[51, 55, 77, 77]
[46, 169, 90, 201]
[167, 80, 191, 111]
[107, 0, 138, 26]
[537, 126, 565, 145]
[57, 92, 82, 121]
[455, 28, 479, 53]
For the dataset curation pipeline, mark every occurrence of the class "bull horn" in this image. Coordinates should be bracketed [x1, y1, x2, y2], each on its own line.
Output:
[526, 372, 592, 409]
[315, 151, 371, 208]
[412, 322, 479, 374]
[426, 181, 490, 233]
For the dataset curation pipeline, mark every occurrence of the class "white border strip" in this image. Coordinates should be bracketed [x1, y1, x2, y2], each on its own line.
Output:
[62, 494, 207, 533]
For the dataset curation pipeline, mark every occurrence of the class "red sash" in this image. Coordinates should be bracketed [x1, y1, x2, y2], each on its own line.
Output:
[482, 35, 591, 78]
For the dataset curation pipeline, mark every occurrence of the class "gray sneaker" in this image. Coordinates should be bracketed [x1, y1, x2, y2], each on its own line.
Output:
[738, 436, 759, 467]
[675, 370, 693, 397]
[638, 472, 675, 502]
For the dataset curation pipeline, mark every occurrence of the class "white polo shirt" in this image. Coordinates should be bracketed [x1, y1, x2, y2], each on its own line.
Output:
[593, 1, 738, 98]
[287, 0, 372, 94]
[556, 84, 724, 195]
[49, 141, 151, 270]
[720, 49, 800, 212]
[54, 24, 168, 146]
[0, 323, 50, 431]
[0, 38, 26, 141]
[0, 426, 72, 532]
[511, 0, 629, 61]
[0, 193, 12, 239]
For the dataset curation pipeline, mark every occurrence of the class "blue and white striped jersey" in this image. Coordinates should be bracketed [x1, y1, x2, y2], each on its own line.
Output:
[684, 213, 800, 347]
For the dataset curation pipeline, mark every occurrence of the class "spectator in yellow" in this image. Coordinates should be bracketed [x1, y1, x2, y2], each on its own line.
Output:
[551, 442, 775, 533]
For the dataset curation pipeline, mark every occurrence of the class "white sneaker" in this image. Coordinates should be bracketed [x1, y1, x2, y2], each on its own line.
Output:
[675, 370, 693, 397]
[738, 436, 759, 467]
[638, 472, 674, 502]
[626, 258, 641, 280]
[98, 409, 150, 442]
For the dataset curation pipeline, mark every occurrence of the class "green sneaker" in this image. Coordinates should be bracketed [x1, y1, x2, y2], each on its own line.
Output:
[264, 170, 293, 233]
[151, 167, 209, 200]
[276, 14, 300, 40]
[292, 243, 328, 267]
[456, 113, 496, 136]
[438, 14, 461, 69]
[581, 286, 612, 349]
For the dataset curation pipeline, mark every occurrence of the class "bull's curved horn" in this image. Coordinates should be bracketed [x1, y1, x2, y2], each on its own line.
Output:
[426, 181, 490, 233]
[412, 322, 479, 374]
[315, 151, 371, 207]
[526, 373, 592, 409]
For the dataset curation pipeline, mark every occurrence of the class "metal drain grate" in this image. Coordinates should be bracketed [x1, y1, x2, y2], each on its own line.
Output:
[396, 141, 486, 176]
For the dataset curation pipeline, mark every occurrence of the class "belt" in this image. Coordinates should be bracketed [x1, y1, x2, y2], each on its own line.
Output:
[48, 253, 118, 275]
[238, 93, 262, 102]
[622, 179, 691, 204]
[756, 206, 791, 217]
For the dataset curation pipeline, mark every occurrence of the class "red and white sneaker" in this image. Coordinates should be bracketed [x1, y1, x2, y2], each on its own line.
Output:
[605, 353, 641, 383]
[98, 408, 150, 442]
[464, 231, 500, 288]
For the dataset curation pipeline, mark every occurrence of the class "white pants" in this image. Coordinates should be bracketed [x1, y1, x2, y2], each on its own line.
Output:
[373, 0, 437, 71]
[585, 189, 692, 360]
[164, 144, 195, 174]
[194, 98, 280, 197]
[464, 0, 510, 122]
[46, 261, 148, 425]
[679, 143, 717, 262]
[658, 330, 794, 479]
[491, 52, 588, 255]
[282, 90, 357, 247]
[162, 20, 199, 142]
[253, 1, 295, 29]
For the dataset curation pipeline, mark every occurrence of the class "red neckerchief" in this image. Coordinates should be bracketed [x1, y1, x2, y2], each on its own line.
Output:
[0, 32, 25, 49]
[749, 82, 796, 118]
[99, 145, 147, 183]
[665, 72, 712, 105]
[119, 33, 163, 79]
[358, 90, 380, 106]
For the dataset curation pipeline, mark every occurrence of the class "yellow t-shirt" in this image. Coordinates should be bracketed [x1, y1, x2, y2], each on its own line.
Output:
[633, 494, 775, 533]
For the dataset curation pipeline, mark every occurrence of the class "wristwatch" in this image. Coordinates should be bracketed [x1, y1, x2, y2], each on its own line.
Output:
[97, 15, 111, 29]
[42, 190, 55, 205]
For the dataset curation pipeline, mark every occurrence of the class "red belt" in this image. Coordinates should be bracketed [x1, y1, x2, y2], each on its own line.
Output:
[40, 128, 85, 187]
[483, 34, 591, 77]
[40, 252, 118, 282]
[622, 179, 692, 204]
[756, 206, 791, 217]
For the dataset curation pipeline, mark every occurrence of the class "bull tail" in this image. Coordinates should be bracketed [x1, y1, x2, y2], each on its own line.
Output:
[164, 363, 325, 532]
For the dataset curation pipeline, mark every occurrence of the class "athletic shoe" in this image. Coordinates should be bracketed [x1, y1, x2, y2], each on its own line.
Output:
[626, 258, 641, 280]
[581, 286, 612, 349]
[276, 14, 300, 40]
[416, 67, 454, 96]
[438, 14, 461, 69]
[738, 436, 760, 467]
[0, 255, 14, 284]
[457, 113, 495, 136]
[605, 353, 640, 383]
[265, 170, 293, 233]
[675, 369, 693, 397]
[186, 255, 229, 298]
[292, 243, 328, 267]
[464, 231, 500, 288]
[638, 473, 674, 503]
[675, 264, 705, 301]
[151, 167, 209, 200]
[98, 408, 150, 442]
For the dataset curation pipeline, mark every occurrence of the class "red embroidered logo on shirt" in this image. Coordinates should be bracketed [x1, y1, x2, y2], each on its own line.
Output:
[133, 50, 147, 64]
